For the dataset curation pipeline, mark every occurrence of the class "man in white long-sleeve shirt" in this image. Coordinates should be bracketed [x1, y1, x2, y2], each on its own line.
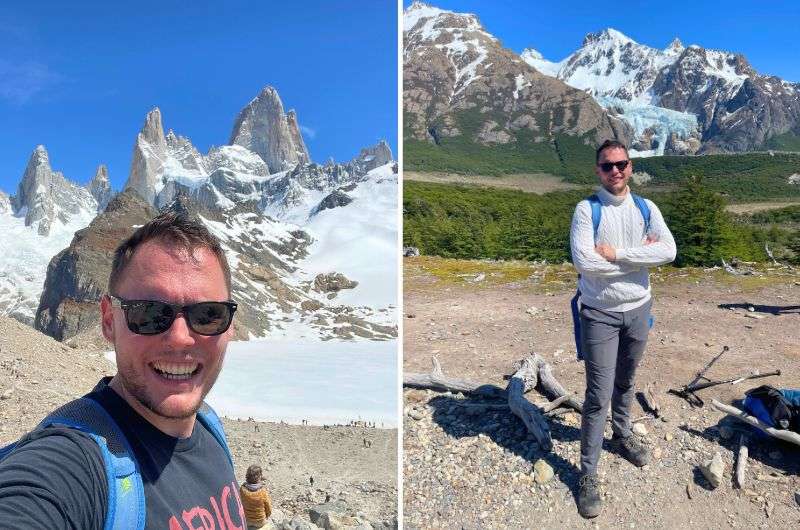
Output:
[570, 140, 676, 519]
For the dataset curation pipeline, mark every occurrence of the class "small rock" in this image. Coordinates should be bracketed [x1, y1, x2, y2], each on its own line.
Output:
[700, 452, 725, 488]
[408, 409, 424, 421]
[406, 314, 416, 318]
[794, 490, 800, 506]
[747, 306, 755, 312]
[686, 481, 694, 499]
[665, 433, 673, 442]
[653, 447, 662, 460]
[533, 459, 554, 484]
[526, 307, 539, 316]
[632, 423, 648, 436]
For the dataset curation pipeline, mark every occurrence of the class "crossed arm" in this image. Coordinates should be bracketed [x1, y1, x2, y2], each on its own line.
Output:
[570, 200, 676, 276]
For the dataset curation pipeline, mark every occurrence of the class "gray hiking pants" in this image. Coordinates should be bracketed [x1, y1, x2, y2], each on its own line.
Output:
[579, 299, 652, 476]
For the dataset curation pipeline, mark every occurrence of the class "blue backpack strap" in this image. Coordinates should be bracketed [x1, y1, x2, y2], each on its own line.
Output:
[587, 194, 602, 242]
[36, 397, 145, 530]
[197, 402, 234, 469]
[631, 193, 651, 234]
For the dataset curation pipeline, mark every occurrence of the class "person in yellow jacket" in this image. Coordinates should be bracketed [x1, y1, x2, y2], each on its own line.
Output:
[240, 464, 273, 529]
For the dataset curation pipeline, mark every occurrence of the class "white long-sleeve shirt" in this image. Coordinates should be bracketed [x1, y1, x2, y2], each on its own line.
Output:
[570, 186, 676, 312]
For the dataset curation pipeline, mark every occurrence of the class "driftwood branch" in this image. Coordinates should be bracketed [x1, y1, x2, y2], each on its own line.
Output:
[506, 356, 552, 450]
[735, 433, 749, 489]
[403, 357, 507, 399]
[710, 399, 800, 447]
[404, 354, 583, 451]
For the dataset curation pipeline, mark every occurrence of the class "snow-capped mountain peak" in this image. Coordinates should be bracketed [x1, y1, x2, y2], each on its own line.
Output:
[665, 37, 684, 55]
[581, 27, 634, 47]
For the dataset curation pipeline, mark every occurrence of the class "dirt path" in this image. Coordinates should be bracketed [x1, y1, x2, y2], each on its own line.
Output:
[404, 171, 584, 194]
[726, 201, 800, 214]
[403, 257, 800, 529]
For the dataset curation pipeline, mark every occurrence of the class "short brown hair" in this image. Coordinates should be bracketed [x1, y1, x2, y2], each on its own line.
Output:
[245, 464, 263, 484]
[596, 139, 629, 163]
[108, 210, 231, 295]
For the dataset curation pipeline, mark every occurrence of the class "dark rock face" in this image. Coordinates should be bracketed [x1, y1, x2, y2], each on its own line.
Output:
[312, 190, 353, 214]
[34, 190, 157, 341]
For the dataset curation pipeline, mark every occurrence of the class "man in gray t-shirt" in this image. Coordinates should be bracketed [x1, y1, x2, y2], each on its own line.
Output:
[570, 140, 676, 519]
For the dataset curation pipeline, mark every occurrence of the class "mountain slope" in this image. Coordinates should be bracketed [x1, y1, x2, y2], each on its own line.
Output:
[523, 28, 800, 154]
[403, 2, 631, 177]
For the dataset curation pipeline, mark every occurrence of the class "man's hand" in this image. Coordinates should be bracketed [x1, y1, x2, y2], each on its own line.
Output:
[644, 234, 658, 245]
[595, 243, 616, 262]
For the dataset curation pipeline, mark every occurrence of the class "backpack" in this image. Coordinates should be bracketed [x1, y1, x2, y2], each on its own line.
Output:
[743, 385, 800, 434]
[0, 393, 233, 530]
[571, 193, 652, 360]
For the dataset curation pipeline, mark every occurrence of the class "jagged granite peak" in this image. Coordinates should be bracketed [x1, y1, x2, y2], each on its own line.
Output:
[13, 145, 53, 231]
[88, 164, 113, 211]
[229, 86, 311, 172]
[12, 145, 99, 236]
[166, 129, 208, 174]
[403, 2, 631, 151]
[125, 107, 168, 205]
[353, 140, 393, 172]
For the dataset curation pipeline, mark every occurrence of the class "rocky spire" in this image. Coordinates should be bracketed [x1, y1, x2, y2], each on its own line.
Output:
[13, 145, 55, 234]
[286, 109, 311, 166]
[89, 164, 113, 211]
[229, 86, 311, 172]
[125, 108, 167, 205]
[354, 140, 393, 172]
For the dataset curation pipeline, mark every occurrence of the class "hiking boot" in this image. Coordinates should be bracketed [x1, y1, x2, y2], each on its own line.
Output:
[577, 474, 602, 519]
[612, 434, 650, 467]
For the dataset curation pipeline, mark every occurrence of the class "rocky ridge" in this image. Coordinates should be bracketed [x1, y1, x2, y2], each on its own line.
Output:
[522, 27, 800, 154]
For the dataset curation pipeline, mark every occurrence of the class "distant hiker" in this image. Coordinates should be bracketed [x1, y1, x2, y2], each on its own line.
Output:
[0, 211, 244, 528]
[240, 464, 274, 529]
[570, 140, 676, 519]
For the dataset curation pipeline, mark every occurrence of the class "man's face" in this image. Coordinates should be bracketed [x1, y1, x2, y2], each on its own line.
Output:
[100, 240, 233, 422]
[596, 146, 632, 196]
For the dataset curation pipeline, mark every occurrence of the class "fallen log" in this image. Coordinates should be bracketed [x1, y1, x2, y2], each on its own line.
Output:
[710, 399, 800, 447]
[735, 433, 748, 489]
[403, 357, 507, 399]
[507, 356, 552, 450]
[404, 354, 582, 451]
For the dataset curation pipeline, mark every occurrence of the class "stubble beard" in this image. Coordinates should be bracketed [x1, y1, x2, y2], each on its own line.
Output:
[116, 354, 225, 421]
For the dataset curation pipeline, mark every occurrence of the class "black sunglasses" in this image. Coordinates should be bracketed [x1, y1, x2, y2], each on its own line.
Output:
[598, 160, 630, 172]
[109, 295, 237, 336]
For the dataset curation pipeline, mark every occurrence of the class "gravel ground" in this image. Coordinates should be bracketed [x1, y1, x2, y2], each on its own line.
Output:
[403, 258, 800, 529]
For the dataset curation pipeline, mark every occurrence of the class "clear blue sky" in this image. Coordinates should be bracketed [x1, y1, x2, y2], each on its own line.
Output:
[0, 1, 398, 195]
[405, 1, 800, 82]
